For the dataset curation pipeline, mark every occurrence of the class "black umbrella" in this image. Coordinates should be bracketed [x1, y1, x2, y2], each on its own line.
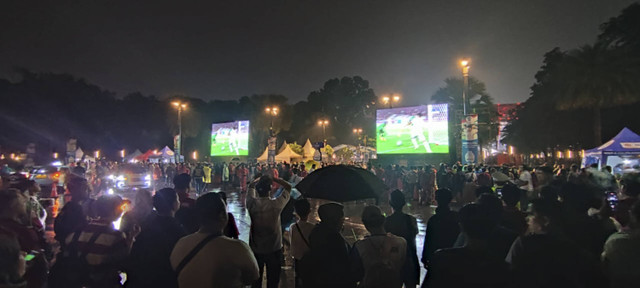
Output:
[295, 165, 387, 202]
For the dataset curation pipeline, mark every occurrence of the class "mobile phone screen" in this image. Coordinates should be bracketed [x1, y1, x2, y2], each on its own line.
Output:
[607, 192, 618, 211]
[24, 254, 35, 261]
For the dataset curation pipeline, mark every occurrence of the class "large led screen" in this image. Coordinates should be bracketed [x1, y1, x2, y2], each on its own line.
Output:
[376, 104, 449, 154]
[210, 120, 250, 156]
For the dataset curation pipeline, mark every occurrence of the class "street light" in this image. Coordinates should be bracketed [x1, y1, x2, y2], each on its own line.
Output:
[265, 106, 279, 136]
[382, 94, 401, 108]
[318, 119, 329, 144]
[192, 151, 198, 161]
[120, 149, 126, 161]
[172, 101, 187, 163]
[94, 150, 100, 159]
[460, 59, 471, 115]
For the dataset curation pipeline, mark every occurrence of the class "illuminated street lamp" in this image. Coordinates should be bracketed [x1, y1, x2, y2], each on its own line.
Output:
[120, 149, 126, 160]
[460, 59, 471, 115]
[382, 94, 401, 109]
[265, 106, 279, 135]
[52, 152, 58, 159]
[192, 151, 198, 161]
[318, 119, 329, 144]
[94, 150, 100, 159]
[172, 101, 187, 162]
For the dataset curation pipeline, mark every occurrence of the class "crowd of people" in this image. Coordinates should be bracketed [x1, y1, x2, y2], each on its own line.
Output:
[0, 158, 639, 288]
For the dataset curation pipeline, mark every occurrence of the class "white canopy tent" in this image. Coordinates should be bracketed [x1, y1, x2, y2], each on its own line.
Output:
[302, 139, 316, 160]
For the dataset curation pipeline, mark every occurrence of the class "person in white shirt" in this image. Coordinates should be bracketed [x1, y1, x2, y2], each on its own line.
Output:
[350, 205, 407, 288]
[517, 165, 534, 210]
[246, 176, 292, 288]
[170, 193, 259, 288]
[289, 198, 315, 288]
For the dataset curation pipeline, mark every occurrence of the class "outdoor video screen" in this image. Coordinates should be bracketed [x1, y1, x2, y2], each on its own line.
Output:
[210, 120, 250, 156]
[376, 104, 449, 154]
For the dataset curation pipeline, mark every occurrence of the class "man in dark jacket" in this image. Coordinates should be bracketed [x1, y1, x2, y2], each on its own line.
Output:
[125, 188, 186, 288]
[301, 203, 354, 288]
[422, 188, 460, 268]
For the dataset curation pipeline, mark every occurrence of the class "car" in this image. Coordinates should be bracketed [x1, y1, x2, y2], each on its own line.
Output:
[28, 165, 62, 198]
[105, 164, 153, 199]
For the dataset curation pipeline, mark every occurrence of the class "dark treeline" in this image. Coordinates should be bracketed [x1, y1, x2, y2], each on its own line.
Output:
[0, 71, 378, 161]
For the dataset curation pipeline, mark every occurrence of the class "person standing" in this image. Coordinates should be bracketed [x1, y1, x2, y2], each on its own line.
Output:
[126, 188, 185, 288]
[170, 193, 259, 288]
[422, 189, 460, 268]
[517, 165, 534, 210]
[222, 163, 230, 188]
[384, 190, 419, 287]
[423, 204, 509, 288]
[191, 164, 205, 195]
[63, 195, 139, 287]
[202, 164, 212, 193]
[602, 201, 640, 288]
[351, 206, 407, 288]
[246, 176, 291, 288]
[300, 203, 354, 288]
[238, 164, 249, 193]
[289, 199, 314, 288]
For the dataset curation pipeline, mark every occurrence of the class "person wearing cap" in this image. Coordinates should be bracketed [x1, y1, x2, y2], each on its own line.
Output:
[300, 202, 354, 288]
[384, 190, 419, 287]
[351, 205, 407, 288]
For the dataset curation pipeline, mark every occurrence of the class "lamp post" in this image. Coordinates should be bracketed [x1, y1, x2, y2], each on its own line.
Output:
[172, 101, 187, 163]
[265, 106, 279, 136]
[318, 119, 329, 145]
[460, 59, 471, 115]
[353, 128, 364, 162]
[382, 94, 401, 109]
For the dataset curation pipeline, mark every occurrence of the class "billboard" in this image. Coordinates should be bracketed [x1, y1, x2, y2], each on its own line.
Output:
[461, 114, 479, 164]
[210, 120, 250, 156]
[376, 104, 449, 154]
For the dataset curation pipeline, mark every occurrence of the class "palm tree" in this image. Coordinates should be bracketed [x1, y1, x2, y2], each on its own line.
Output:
[554, 44, 640, 145]
[432, 77, 499, 154]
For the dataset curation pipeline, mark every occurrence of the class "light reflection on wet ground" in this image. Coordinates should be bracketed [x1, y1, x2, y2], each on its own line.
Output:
[214, 187, 435, 287]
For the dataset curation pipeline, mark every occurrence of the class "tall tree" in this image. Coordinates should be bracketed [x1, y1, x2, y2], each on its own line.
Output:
[431, 77, 499, 150]
[553, 44, 640, 145]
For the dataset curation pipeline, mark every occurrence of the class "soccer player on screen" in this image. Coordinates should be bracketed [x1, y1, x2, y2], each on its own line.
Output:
[378, 122, 387, 141]
[228, 128, 240, 155]
[408, 116, 432, 153]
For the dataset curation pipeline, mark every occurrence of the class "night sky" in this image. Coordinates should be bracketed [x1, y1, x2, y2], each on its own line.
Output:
[1, 0, 635, 105]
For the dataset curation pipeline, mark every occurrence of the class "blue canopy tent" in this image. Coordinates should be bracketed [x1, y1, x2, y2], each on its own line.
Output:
[582, 128, 640, 172]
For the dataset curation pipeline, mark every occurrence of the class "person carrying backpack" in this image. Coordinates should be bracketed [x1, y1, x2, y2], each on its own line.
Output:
[350, 206, 407, 288]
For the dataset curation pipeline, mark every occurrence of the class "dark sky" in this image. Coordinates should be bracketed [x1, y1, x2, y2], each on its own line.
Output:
[1, 0, 635, 105]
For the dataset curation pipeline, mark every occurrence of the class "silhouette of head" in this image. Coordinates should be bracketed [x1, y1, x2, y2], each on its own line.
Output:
[318, 202, 344, 231]
[435, 188, 453, 207]
[361, 205, 385, 231]
[389, 189, 406, 210]
[196, 192, 228, 230]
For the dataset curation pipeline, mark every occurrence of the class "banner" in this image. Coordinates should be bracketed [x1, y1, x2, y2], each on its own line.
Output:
[461, 114, 479, 165]
[267, 137, 277, 164]
[174, 135, 181, 162]
[66, 139, 77, 164]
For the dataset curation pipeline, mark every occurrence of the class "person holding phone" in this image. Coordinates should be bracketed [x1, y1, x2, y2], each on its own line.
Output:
[0, 235, 27, 287]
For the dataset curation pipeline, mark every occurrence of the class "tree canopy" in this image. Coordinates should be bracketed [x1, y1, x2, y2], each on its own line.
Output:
[503, 3, 640, 152]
